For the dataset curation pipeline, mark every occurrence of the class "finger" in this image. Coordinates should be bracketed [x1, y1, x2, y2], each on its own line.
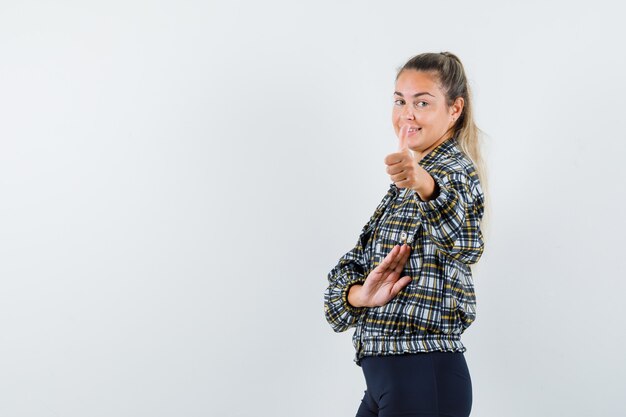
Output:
[392, 275, 413, 294]
[389, 244, 407, 274]
[398, 125, 409, 152]
[377, 244, 400, 270]
[384, 152, 404, 167]
[397, 126, 415, 160]
[400, 244, 412, 265]
[392, 245, 410, 274]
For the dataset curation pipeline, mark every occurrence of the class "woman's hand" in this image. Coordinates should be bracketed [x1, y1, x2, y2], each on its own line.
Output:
[384, 125, 438, 200]
[348, 244, 413, 308]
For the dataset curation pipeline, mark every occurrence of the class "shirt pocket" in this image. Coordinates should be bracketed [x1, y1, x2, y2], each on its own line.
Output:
[376, 204, 419, 243]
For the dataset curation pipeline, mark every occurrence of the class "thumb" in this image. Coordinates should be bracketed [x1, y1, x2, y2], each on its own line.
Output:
[398, 125, 414, 158]
[398, 125, 409, 152]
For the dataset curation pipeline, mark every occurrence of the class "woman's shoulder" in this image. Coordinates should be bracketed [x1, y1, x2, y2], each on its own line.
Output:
[428, 151, 480, 186]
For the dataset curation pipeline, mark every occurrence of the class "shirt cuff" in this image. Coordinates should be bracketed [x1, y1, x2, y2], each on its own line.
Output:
[414, 173, 455, 220]
[342, 277, 367, 315]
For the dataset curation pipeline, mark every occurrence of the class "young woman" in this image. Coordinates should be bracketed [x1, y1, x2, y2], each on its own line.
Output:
[323, 52, 488, 417]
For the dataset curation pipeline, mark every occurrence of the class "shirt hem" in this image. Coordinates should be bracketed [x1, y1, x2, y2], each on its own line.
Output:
[353, 333, 466, 367]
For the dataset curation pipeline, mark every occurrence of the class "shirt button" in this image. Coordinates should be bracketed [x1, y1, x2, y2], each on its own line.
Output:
[400, 231, 407, 241]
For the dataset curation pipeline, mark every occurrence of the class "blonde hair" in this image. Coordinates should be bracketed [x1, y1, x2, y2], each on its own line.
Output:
[395, 51, 491, 238]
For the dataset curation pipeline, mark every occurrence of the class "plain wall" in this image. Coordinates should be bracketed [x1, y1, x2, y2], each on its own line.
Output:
[1, 1, 625, 416]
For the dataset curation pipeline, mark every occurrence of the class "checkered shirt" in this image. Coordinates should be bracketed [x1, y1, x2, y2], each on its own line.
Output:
[323, 136, 485, 367]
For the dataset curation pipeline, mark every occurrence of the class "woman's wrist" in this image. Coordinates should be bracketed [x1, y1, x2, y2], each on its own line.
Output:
[413, 169, 439, 201]
[348, 284, 366, 308]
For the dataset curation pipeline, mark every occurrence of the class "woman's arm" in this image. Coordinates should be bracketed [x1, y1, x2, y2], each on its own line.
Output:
[413, 168, 485, 265]
[323, 237, 369, 333]
[323, 185, 398, 332]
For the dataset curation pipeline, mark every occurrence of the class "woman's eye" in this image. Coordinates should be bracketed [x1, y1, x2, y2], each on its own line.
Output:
[393, 99, 428, 107]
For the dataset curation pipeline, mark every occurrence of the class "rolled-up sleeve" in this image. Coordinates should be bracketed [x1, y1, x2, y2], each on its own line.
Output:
[323, 236, 369, 333]
[414, 169, 485, 265]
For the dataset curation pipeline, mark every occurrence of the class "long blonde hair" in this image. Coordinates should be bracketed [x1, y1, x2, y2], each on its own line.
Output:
[395, 51, 491, 238]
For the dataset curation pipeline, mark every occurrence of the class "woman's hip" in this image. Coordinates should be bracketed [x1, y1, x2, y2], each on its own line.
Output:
[358, 351, 472, 417]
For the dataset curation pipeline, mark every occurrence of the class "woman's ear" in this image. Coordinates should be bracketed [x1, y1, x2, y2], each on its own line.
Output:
[452, 97, 465, 119]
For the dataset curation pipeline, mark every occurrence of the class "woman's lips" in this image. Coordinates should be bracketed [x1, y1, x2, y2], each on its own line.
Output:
[407, 127, 421, 136]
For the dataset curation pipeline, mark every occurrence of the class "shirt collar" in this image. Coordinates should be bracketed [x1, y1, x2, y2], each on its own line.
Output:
[417, 135, 460, 169]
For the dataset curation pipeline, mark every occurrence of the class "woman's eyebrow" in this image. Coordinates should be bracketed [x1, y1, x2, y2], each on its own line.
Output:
[394, 91, 435, 98]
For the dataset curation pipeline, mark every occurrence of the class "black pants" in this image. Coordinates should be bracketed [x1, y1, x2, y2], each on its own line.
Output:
[355, 351, 472, 417]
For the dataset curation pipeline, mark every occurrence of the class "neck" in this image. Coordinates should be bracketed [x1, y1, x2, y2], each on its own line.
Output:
[414, 132, 454, 161]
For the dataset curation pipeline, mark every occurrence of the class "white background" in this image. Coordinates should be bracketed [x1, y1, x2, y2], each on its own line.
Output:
[1, 1, 625, 416]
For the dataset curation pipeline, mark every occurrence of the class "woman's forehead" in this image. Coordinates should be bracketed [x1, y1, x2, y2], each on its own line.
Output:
[395, 70, 442, 94]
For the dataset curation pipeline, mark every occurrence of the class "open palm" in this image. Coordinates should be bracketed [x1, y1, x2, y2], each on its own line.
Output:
[360, 244, 413, 307]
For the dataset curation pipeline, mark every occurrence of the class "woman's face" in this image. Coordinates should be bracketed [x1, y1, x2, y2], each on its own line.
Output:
[391, 69, 463, 159]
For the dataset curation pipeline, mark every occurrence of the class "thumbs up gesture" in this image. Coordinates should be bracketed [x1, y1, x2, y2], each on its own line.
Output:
[384, 126, 439, 200]
[384, 125, 422, 190]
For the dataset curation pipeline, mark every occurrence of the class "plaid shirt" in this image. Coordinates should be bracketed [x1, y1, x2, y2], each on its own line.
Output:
[323, 136, 485, 367]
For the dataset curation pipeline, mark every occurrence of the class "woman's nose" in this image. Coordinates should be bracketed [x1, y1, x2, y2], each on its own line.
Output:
[402, 106, 415, 120]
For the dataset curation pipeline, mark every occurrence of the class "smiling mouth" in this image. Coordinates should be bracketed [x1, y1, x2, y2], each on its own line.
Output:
[407, 127, 422, 135]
